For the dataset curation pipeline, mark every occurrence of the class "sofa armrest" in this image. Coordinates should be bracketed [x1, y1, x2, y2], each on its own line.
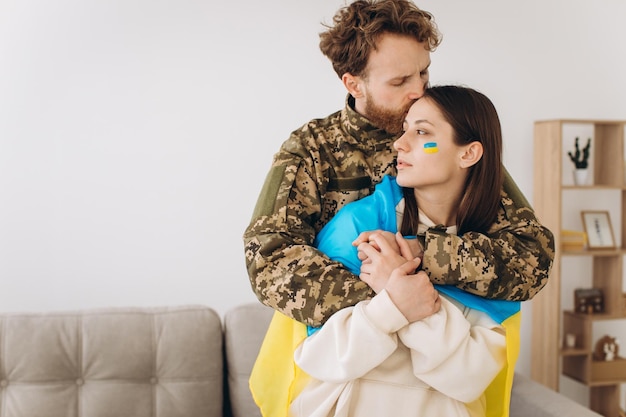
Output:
[510, 373, 602, 417]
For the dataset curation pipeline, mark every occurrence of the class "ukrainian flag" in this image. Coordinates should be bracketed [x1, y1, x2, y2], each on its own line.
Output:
[250, 175, 520, 417]
[423, 141, 439, 153]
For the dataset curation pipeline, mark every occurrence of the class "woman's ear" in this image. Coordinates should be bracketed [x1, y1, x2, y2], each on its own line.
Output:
[342, 73, 364, 98]
[460, 141, 484, 168]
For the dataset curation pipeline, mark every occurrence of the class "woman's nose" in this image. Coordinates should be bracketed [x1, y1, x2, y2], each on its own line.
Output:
[394, 134, 408, 151]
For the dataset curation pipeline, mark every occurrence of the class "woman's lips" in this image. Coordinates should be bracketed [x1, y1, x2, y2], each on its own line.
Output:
[396, 158, 412, 169]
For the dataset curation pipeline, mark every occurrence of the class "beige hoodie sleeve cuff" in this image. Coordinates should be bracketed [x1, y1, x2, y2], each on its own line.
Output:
[361, 289, 409, 334]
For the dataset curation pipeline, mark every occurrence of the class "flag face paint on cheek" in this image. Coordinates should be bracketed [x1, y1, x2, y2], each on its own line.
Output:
[423, 142, 439, 153]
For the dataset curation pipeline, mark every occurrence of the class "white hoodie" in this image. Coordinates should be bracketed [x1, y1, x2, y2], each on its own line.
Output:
[289, 289, 506, 417]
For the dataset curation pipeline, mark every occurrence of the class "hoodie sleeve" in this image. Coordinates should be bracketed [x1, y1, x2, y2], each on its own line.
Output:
[293, 290, 408, 383]
[398, 297, 507, 403]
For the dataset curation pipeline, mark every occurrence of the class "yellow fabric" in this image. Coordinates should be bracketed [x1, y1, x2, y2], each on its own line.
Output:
[249, 311, 309, 417]
[484, 311, 521, 417]
[250, 310, 521, 417]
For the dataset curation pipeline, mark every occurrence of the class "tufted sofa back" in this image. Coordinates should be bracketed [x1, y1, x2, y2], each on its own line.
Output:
[0, 302, 602, 417]
[0, 306, 223, 417]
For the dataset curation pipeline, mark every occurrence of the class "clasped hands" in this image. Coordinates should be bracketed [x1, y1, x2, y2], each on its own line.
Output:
[352, 231, 440, 322]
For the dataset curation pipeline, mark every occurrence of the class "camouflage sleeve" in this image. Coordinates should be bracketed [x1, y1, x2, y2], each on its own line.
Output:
[243, 149, 374, 327]
[421, 170, 555, 301]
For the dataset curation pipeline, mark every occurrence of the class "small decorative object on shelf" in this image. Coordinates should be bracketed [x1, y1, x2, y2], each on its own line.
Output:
[567, 136, 591, 185]
[593, 335, 620, 361]
[581, 210, 616, 249]
[560, 229, 587, 251]
[564, 333, 577, 349]
[574, 288, 604, 314]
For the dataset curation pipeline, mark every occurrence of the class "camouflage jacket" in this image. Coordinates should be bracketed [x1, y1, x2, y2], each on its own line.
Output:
[243, 96, 555, 327]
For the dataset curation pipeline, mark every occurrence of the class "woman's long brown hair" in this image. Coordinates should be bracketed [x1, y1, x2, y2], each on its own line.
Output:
[400, 85, 503, 236]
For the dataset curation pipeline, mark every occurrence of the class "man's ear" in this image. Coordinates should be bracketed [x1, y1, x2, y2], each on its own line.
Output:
[342, 73, 364, 98]
[460, 142, 484, 168]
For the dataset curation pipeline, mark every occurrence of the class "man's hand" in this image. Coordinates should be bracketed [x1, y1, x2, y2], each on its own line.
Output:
[397, 233, 424, 263]
[384, 259, 441, 323]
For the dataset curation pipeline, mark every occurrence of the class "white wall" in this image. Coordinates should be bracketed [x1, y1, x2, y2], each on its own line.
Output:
[2, 0, 626, 407]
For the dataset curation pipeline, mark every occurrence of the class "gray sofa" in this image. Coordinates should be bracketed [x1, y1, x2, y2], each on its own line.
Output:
[0, 303, 601, 417]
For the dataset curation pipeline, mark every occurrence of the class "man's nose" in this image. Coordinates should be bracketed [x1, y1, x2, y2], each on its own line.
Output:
[407, 79, 426, 100]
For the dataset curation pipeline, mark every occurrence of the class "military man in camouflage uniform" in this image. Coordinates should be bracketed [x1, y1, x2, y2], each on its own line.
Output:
[243, 0, 555, 327]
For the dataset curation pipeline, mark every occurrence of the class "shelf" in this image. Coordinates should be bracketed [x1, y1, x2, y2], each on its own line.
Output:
[532, 118, 626, 417]
[563, 310, 626, 321]
[591, 357, 626, 383]
[562, 357, 626, 386]
[561, 248, 626, 256]
[560, 347, 591, 356]
[564, 374, 626, 387]
[562, 185, 626, 190]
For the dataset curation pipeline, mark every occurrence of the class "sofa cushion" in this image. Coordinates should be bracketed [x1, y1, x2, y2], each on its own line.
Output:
[0, 305, 223, 417]
[509, 372, 602, 417]
[223, 303, 273, 417]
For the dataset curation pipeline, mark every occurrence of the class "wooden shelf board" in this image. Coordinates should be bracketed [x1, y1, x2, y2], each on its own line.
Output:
[560, 348, 591, 356]
[563, 310, 626, 321]
[562, 185, 626, 190]
[562, 372, 626, 387]
[561, 248, 626, 256]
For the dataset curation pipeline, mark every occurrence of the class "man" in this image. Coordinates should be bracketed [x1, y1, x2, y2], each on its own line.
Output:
[243, 0, 554, 327]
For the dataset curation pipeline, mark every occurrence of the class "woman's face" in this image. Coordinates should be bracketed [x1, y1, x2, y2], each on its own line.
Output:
[393, 98, 467, 190]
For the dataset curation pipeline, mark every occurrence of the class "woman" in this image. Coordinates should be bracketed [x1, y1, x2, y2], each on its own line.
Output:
[251, 86, 521, 417]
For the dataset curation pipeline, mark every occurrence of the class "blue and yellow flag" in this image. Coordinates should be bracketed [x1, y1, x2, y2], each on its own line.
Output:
[250, 175, 520, 417]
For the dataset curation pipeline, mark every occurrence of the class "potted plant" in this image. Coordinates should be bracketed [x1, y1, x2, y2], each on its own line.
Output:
[567, 137, 591, 185]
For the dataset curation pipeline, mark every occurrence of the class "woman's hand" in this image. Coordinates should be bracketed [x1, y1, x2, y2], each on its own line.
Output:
[354, 231, 423, 264]
[357, 233, 418, 293]
[384, 259, 441, 323]
[353, 230, 399, 262]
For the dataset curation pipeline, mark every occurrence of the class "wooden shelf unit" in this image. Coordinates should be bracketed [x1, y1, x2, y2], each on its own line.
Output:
[531, 119, 626, 417]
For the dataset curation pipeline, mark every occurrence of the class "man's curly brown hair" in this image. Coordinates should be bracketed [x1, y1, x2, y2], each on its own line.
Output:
[319, 0, 441, 79]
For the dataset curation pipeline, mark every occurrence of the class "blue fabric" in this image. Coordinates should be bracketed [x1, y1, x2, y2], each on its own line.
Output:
[311, 175, 519, 333]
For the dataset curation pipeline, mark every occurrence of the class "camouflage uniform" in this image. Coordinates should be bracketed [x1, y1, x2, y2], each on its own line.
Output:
[243, 95, 555, 327]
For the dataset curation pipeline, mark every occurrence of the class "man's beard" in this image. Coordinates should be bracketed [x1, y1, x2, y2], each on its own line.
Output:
[364, 96, 415, 135]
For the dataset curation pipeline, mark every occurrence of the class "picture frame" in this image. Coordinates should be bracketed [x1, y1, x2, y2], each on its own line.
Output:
[574, 287, 604, 314]
[581, 210, 616, 249]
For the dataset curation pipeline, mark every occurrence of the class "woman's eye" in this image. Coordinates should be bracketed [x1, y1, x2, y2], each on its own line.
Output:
[417, 129, 426, 135]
